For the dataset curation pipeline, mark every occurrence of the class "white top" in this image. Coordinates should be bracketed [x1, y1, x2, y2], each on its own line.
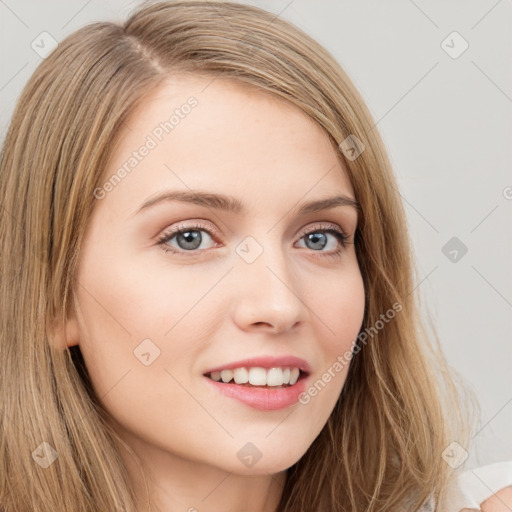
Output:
[430, 460, 512, 511]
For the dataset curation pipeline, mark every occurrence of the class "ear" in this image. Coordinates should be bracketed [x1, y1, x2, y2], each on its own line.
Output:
[46, 293, 80, 350]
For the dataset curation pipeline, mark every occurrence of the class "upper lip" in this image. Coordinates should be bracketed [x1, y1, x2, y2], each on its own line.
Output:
[204, 355, 311, 375]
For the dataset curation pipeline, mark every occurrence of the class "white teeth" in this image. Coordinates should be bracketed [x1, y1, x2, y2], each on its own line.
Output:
[220, 369, 233, 383]
[289, 368, 300, 385]
[208, 366, 303, 387]
[266, 368, 284, 387]
[233, 367, 249, 384]
[248, 367, 267, 386]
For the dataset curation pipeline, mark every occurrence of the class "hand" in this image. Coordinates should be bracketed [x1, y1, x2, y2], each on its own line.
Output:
[459, 485, 512, 512]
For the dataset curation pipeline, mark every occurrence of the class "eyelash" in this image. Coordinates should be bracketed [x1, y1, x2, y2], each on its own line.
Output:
[156, 221, 351, 260]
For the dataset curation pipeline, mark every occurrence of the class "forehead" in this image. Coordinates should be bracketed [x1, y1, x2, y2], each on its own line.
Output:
[98, 74, 356, 220]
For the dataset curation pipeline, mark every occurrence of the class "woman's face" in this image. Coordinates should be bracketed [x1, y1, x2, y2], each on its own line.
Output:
[66, 74, 365, 476]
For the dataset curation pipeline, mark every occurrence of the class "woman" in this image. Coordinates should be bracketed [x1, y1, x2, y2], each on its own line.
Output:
[0, 1, 509, 511]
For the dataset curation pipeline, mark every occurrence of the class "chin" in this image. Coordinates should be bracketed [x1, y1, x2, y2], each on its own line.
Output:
[225, 447, 308, 476]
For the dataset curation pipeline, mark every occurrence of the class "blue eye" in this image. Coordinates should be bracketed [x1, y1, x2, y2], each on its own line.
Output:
[158, 224, 216, 252]
[156, 221, 351, 259]
[297, 228, 349, 253]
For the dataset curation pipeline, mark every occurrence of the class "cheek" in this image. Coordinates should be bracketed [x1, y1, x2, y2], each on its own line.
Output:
[310, 265, 366, 354]
[76, 239, 214, 345]
[299, 266, 365, 410]
[73, 271, 209, 444]
[73, 243, 227, 402]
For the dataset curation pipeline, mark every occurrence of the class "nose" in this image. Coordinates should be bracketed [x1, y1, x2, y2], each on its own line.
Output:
[231, 240, 307, 334]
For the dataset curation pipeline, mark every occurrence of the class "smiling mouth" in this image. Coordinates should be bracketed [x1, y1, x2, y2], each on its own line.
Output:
[204, 366, 307, 388]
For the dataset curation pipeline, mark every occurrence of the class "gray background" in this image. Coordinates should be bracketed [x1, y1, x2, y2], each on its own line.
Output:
[1, 0, 511, 470]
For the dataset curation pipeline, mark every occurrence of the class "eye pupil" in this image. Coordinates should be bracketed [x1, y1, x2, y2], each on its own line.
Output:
[177, 230, 202, 250]
[305, 232, 327, 250]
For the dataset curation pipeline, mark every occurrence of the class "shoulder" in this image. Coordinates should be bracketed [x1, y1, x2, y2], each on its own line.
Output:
[452, 460, 512, 512]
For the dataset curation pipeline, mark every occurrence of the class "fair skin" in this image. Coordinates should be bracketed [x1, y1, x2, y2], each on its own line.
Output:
[52, 75, 366, 511]
[480, 487, 512, 511]
[462, 486, 512, 512]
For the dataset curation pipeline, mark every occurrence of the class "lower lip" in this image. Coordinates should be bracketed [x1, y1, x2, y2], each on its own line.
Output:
[204, 375, 308, 411]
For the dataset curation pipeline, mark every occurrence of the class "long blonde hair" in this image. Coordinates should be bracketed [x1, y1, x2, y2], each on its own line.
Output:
[0, 1, 478, 510]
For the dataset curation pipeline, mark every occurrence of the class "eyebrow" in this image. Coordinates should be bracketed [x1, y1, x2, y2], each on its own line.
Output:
[133, 190, 360, 217]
